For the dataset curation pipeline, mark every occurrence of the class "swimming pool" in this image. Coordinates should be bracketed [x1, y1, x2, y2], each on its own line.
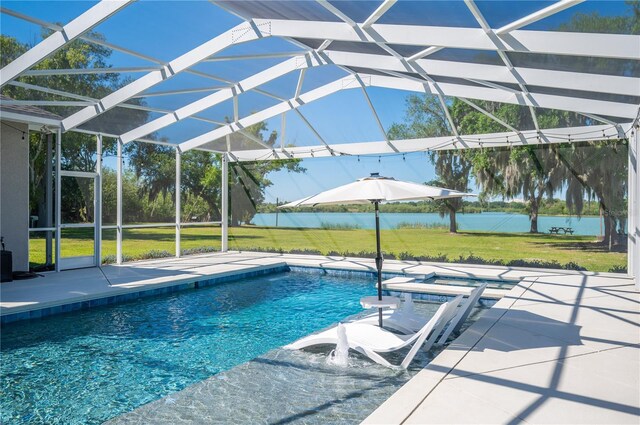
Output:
[0, 270, 486, 424]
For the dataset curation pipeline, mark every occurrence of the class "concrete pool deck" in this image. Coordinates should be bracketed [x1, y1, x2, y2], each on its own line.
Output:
[1, 251, 638, 424]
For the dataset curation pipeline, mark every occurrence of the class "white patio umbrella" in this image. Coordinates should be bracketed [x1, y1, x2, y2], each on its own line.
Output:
[280, 173, 476, 327]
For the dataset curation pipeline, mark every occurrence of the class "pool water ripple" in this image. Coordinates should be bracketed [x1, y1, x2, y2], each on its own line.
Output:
[1, 272, 372, 424]
[1, 271, 487, 424]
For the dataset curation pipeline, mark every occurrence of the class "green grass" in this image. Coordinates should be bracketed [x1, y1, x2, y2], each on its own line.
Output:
[29, 226, 626, 272]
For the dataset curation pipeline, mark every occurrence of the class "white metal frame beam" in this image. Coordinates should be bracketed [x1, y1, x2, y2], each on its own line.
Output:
[317, 0, 356, 27]
[321, 50, 639, 97]
[464, 0, 543, 135]
[178, 71, 637, 152]
[221, 153, 229, 252]
[22, 66, 158, 76]
[60, 20, 271, 131]
[258, 18, 639, 60]
[226, 123, 631, 162]
[496, 0, 585, 34]
[629, 122, 639, 286]
[353, 73, 399, 152]
[366, 73, 638, 118]
[293, 109, 334, 154]
[458, 97, 519, 133]
[180, 76, 361, 151]
[130, 86, 226, 98]
[203, 51, 305, 62]
[362, 0, 397, 28]
[119, 53, 326, 144]
[0, 0, 132, 87]
[5, 80, 227, 126]
[2, 6, 262, 94]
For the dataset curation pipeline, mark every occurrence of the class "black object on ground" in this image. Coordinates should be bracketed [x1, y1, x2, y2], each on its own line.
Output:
[1, 236, 13, 282]
[12, 270, 43, 280]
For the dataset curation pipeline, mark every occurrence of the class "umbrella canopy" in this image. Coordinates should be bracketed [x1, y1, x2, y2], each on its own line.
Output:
[280, 173, 476, 328]
[280, 174, 472, 207]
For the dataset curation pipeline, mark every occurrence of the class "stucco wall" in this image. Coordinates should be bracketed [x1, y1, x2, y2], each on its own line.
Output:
[1, 120, 29, 271]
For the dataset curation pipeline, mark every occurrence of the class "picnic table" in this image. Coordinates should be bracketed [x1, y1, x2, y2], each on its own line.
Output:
[549, 226, 574, 235]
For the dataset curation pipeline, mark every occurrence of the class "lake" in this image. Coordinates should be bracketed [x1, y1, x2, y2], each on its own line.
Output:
[251, 212, 605, 236]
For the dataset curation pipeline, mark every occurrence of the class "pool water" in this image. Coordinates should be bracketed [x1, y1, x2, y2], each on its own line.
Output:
[1, 271, 378, 424]
[1, 271, 489, 424]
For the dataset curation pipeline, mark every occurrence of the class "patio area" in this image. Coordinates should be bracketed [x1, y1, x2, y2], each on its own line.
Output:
[1, 252, 638, 423]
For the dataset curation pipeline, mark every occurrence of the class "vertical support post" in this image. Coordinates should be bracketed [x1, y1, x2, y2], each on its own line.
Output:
[275, 197, 279, 227]
[628, 125, 639, 289]
[55, 128, 62, 272]
[116, 139, 123, 265]
[374, 200, 383, 327]
[95, 134, 102, 267]
[175, 147, 181, 258]
[45, 133, 53, 266]
[221, 153, 229, 252]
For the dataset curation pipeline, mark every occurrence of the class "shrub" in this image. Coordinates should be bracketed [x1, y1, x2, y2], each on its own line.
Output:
[142, 250, 173, 259]
[608, 264, 627, 273]
[395, 222, 448, 230]
[181, 246, 218, 256]
[397, 252, 448, 262]
[505, 258, 587, 271]
[102, 254, 134, 264]
[319, 221, 360, 230]
[325, 250, 396, 260]
[287, 248, 323, 255]
[104, 245, 591, 273]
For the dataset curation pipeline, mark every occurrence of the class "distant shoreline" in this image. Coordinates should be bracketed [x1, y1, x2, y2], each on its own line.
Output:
[269, 211, 603, 218]
[252, 211, 611, 236]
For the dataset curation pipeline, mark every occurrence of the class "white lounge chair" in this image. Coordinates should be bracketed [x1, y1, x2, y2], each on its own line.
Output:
[284, 295, 463, 369]
[437, 283, 487, 344]
[358, 283, 488, 345]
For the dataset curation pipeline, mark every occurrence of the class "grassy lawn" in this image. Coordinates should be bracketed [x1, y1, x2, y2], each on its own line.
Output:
[29, 226, 626, 272]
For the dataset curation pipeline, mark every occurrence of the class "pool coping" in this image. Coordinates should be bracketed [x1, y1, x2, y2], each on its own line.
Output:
[2, 250, 623, 326]
[1, 262, 509, 324]
[0, 263, 289, 324]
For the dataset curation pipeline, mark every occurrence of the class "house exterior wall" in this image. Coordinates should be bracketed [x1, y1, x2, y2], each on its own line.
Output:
[1, 120, 29, 271]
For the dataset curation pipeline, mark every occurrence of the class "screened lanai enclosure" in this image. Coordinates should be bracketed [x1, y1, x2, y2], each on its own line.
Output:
[0, 1, 638, 283]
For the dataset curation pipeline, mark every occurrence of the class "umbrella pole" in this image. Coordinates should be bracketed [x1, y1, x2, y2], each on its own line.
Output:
[374, 201, 383, 327]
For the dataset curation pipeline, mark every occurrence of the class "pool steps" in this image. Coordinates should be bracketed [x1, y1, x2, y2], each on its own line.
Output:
[382, 277, 507, 300]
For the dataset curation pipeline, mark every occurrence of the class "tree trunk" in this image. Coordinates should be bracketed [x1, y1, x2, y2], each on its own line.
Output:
[448, 206, 457, 233]
[601, 200, 612, 249]
[529, 199, 539, 233]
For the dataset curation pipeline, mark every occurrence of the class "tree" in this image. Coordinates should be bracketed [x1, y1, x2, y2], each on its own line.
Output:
[388, 95, 472, 233]
[452, 99, 571, 233]
[2, 33, 149, 225]
[127, 120, 305, 227]
[226, 122, 305, 226]
[549, 5, 635, 246]
[555, 141, 628, 249]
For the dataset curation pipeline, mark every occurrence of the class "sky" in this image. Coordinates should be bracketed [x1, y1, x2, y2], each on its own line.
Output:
[1, 0, 632, 203]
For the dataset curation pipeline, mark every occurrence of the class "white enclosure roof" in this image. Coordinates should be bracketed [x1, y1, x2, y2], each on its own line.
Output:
[1, 0, 638, 160]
